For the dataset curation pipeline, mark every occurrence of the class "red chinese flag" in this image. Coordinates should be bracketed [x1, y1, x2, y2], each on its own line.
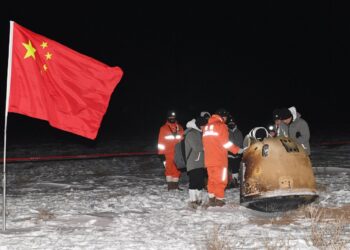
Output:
[8, 21, 123, 140]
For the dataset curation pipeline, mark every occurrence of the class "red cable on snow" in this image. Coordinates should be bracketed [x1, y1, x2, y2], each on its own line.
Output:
[1, 151, 158, 163]
[2, 140, 350, 164]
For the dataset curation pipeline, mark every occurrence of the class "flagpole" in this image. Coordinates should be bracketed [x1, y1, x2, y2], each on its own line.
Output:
[3, 21, 14, 231]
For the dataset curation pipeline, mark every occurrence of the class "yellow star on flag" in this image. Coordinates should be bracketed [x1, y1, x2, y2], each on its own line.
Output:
[45, 52, 52, 60]
[22, 40, 36, 59]
[43, 64, 48, 71]
[41, 42, 48, 49]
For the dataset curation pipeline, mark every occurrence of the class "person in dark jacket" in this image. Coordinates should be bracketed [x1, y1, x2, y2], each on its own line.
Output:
[226, 115, 244, 188]
[184, 116, 208, 207]
[269, 108, 283, 137]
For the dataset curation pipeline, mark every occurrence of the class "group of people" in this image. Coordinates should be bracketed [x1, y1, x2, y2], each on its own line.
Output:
[157, 109, 244, 208]
[157, 106, 311, 208]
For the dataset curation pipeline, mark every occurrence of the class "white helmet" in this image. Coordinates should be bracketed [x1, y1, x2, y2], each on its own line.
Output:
[200, 111, 211, 120]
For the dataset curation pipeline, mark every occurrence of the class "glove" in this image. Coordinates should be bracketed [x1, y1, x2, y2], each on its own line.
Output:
[238, 147, 248, 154]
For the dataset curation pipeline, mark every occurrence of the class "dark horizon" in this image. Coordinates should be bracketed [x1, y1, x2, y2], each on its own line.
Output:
[0, 2, 349, 145]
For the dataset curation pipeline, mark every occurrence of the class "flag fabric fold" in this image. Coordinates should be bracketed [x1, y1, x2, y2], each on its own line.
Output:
[8, 21, 123, 139]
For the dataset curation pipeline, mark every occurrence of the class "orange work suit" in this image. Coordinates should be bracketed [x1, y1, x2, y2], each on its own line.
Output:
[202, 115, 240, 199]
[158, 121, 184, 178]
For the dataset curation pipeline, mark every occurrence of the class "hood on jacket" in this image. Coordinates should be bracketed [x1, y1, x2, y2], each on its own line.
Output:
[288, 106, 300, 121]
[186, 119, 201, 132]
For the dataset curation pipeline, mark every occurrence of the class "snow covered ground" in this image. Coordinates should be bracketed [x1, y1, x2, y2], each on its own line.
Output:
[0, 137, 349, 249]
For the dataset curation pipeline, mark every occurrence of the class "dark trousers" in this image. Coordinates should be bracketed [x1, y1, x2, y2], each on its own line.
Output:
[188, 168, 206, 190]
[228, 157, 241, 174]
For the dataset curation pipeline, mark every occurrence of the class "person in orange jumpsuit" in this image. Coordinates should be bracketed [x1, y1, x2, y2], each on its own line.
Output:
[202, 108, 243, 206]
[158, 110, 184, 190]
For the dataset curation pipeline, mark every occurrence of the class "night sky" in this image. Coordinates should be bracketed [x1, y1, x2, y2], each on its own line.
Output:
[0, 2, 349, 144]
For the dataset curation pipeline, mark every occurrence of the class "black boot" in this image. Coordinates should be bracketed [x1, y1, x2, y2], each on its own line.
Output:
[167, 182, 175, 191]
[173, 182, 183, 191]
[215, 199, 226, 207]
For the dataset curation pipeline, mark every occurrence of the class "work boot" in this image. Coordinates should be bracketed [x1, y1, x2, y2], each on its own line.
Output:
[208, 197, 216, 207]
[173, 182, 183, 191]
[167, 182, 175, 191]
[189, 201, 199, 209]
[215, 199, 226, 207]
[168, 182, 182, 191]
[228, 178, 239, 189]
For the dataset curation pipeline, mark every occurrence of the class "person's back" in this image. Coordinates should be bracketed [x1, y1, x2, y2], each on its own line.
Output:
[202, 109, 242, 207]
[185, 117, 207, 207]
[185, 119, 205, 172]
[203, 114, 238, 167]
